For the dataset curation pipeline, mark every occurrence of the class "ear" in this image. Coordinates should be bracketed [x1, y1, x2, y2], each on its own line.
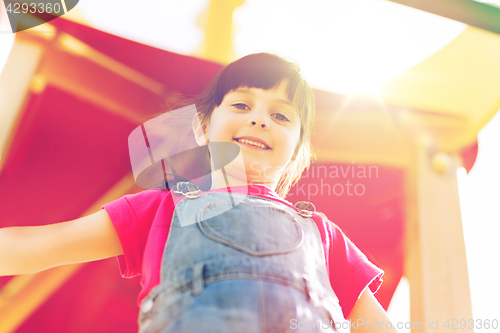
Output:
[192, 113, 209, 146]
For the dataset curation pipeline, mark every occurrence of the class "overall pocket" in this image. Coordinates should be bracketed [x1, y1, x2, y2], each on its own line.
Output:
[196, 200, 304, 256]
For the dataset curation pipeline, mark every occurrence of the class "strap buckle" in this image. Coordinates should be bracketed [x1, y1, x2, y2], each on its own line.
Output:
[298, 209, 313, 218]
[174, 181, 201, 199]
[295, 201, 316, 218]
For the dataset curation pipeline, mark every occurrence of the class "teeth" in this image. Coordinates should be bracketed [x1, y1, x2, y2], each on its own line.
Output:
[236, 138, 267, 149]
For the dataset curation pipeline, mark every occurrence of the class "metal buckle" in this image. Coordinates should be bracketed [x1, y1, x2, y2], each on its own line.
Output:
[185, 190, 201, 199]
[295, 201, 316, 218]
[174, 181, 201, 199]
[298, 209, 313, 218]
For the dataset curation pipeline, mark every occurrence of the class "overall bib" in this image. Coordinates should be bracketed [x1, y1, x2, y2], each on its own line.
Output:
[138, 182, 347, 333]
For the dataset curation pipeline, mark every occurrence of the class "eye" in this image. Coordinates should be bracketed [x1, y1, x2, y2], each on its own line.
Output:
[232, 103, 249, 110]
[273, 113, 290, 122]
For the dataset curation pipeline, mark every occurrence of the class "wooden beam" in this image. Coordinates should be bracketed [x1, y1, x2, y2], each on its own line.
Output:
[56, 33, 164, 96]
[201, 0, 246, 64]
[15, 31, 166, 124]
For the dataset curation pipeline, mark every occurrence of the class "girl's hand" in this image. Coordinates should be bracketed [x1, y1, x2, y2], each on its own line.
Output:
[347, 287, 398, 333]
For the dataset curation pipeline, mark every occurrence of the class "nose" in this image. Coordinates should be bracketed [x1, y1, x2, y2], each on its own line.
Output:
[247, 110, 269, 129]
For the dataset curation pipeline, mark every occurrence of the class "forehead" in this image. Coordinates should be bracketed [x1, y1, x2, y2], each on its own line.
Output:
[227, 81, 294, 107]
[233, 79, 288, 95]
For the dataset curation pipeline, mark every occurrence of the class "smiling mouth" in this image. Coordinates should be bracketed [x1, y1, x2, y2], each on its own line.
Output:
[233, 138, 270, 150]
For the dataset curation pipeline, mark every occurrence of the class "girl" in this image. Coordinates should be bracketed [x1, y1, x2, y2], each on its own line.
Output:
[0, 53, 396, 333]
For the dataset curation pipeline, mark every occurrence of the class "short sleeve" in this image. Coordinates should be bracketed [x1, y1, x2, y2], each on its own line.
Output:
[312, 212, 384, 319]
[101, 189, 165, 278]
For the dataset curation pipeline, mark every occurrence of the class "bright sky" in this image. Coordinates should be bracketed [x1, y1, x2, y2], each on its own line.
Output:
[233, 0, 467, 94]
[2, 0, 498, 325]
[0, 3, 15, 75]
[457, 113, 500, 321]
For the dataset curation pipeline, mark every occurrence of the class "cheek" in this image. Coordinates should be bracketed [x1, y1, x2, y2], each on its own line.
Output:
[207, 118, 236, 141]
[287, 129, 301, 160]
[277, 133, 299, 162]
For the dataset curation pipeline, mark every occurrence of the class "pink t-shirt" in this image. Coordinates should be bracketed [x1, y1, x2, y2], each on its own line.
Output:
[102, 184, 383, 318]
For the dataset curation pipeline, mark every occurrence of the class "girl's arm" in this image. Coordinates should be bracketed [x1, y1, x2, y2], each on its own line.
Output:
[347, 287, 398, 333]
[0, 209, 123, 276]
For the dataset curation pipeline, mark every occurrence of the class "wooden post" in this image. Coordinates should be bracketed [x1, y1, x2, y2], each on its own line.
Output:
[198, 0, 246, 64]
[405, 136, 474, 333]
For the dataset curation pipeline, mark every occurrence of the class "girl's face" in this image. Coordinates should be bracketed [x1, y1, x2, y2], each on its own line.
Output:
[202, 79, 301, 188]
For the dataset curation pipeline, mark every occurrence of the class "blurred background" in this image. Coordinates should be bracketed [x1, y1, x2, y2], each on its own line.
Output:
[0, 0, 499, 332]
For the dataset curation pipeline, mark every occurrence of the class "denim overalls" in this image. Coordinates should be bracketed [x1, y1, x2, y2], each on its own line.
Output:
[138, 182, 347, 333]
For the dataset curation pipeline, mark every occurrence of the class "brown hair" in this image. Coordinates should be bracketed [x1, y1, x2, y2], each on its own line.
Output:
[193, 53, 316, 198]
